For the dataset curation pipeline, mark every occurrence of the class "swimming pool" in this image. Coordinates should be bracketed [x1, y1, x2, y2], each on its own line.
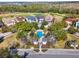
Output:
[37, 31, 43, 38]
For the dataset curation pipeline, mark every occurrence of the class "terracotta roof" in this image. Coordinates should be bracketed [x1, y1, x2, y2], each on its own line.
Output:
[65, 18, 76, 22]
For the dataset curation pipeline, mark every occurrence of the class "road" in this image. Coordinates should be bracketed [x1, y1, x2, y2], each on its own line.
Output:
[26, 54, 79, 58]
[17, 49, 79, 58]
[0, 32, 13, 39]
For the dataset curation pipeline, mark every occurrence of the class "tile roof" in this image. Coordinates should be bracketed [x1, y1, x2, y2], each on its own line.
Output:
[65, 17, 76, 22]
[26, 16, 36, 21]
[45, 15, 53, 22]
[36, 16, 44, 21]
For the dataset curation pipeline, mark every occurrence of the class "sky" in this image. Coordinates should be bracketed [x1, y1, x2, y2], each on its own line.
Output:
[0, 0, 79, 2]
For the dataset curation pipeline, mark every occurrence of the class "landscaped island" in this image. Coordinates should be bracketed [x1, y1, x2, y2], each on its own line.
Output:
[0, 2, 79, 58]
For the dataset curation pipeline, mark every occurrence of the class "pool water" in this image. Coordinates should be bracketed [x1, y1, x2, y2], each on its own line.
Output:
[37, 31, 43, 38]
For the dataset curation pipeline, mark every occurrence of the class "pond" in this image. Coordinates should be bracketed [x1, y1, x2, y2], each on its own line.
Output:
[37, 30, 43, 38]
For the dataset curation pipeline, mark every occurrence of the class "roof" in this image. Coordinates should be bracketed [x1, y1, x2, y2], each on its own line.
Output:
[26, 16, 36, 21]
[16, 16, 25, 19]
[36, 16, 44, 21]
[15, 16, 25, 22]
[2, 17, 16, 26]
[65, 17, 76, 22]
[2, 17, 15, 21]
[45, 15, 53, 22]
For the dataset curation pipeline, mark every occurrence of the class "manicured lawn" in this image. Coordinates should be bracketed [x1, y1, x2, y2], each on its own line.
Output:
[66, 33, 76, 41]
[54, 40, 65, 48]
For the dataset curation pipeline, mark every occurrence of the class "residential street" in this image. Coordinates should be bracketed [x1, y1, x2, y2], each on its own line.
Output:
[0, 32, 13, 38]
[17, 49, 79, 58]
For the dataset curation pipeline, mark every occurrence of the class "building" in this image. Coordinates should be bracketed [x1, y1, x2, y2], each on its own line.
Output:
[15, 16, 25, 23]
[65, 17, 76, 25]
[45, 14, 54, 22]
[36, 16, 44, 22]
[25, 16, 37, 23]
[2, 17, 16, 26]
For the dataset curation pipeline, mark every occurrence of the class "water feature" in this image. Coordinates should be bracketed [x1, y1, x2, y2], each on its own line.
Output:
[36, 21, 44, 53]
[37, 31, 43, 38]
[36, 30, 44, 53]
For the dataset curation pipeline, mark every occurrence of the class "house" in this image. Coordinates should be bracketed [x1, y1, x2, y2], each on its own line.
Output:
[65, 17, 76, 25]
[36, 16, 44, 22]
[2, 17, 16, 27]
[25, 16, 37, 23]
[45, 14, 54, 22]
[15, 16, 25, 23]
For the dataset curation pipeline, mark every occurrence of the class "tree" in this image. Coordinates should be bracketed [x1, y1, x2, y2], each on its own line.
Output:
[14, 22, 33, 32]
[29, 31, 35, 38]
[49, 22, 67, 41]
[0, 48, 9, 58]
[64, 40, 77, 49]
[40, 21, 48, 30]
[53, 30, 67, 41]
[67, 27, 79, 34]
[2, 26, 11, 33]
[17, 30, 28, 39]
[13, 22, 33, 42]
[31, 22, 38, 30]
[0, 48, 20, 58]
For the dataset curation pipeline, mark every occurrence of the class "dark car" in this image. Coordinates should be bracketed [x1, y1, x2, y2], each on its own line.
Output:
[0, 36, 4, 43]
[22, 52, 29, 58]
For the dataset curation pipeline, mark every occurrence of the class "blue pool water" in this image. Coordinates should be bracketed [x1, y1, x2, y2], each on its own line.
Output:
[37, 31, 43, 38]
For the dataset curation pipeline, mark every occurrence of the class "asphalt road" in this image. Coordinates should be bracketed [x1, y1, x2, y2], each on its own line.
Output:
[17, 49, 79, 58]
[27, 54, 79, 58]
[0, 32, 12, 38]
